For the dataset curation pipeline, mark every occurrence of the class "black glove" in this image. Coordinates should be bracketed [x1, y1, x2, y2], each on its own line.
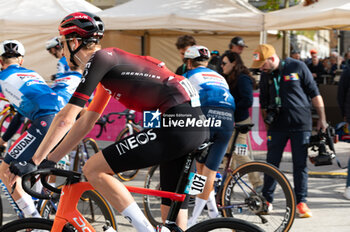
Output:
[9, 159, 37, 177]
[38, 159, 57, 169]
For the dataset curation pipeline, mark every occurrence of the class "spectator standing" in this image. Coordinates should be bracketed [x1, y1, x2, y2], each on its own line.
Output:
[253, 44, 327, 218]
[208, 50, 221, 72]
[337, 66, 350, 199]
[341, 51, 350, 69]
[229, 36, 248, 55]
[291, 50, 301, 60]
[221, 51, 263, 189]
[174, 35, 196, 75]
[46, 36, 70, 80]
[307, 50, 324, 84]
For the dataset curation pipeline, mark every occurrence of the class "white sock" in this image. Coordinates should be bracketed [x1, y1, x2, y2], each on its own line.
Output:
[121, 202, 154, 232]
[16, 194, 41, 218]
[188, 197, 207, 227]
[206, 190, 219, 218]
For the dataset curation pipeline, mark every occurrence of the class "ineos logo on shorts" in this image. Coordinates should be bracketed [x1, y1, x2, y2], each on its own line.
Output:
[115, 129, 157, 155]
[8, 132, 36, 159]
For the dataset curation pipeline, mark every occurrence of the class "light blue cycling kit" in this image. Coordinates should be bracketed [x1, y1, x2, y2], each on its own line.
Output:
[51, 71, 82, 104]
[0, 64, 63, 163]
[57, 56, 70, 75]
[184, 66, 235, 170]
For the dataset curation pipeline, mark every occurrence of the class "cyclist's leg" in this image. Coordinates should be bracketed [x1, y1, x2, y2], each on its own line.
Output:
[262, 130, 288, 203]
[189, 107, 234, 225]
[0, 114, 54, 217]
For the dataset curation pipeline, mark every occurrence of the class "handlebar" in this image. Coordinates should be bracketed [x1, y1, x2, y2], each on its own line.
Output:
[95, 109, 138, 138]
[22, 168, 82, 200]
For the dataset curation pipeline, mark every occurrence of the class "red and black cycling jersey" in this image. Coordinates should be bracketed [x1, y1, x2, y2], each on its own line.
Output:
[69, 48, 192, 113]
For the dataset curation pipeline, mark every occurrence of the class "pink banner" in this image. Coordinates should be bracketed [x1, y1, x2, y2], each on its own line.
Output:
[249, 92, 291, 152]
[86, 98, 142, 141]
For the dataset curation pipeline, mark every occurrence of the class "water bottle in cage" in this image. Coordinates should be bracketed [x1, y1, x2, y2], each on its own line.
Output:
[214, 172, 222, 192]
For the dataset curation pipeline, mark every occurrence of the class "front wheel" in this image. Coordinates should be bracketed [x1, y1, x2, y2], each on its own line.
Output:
[186, 217, 265, 232]
[0, 218, 74, 231]
[221, 161, 296, 232]
[40, 189, 117, 231]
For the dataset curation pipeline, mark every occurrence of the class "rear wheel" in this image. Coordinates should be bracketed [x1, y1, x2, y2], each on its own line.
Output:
[221, 161, 296, 232]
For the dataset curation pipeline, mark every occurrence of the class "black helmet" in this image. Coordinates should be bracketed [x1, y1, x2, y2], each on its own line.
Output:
[59, 11, 104, 42]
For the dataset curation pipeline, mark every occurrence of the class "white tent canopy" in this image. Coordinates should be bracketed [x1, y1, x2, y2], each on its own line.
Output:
[265, 0, 350, 31]
[98, 0, 264, 32]
[0, 0, 101, 34]
[0, 0, 101, 78]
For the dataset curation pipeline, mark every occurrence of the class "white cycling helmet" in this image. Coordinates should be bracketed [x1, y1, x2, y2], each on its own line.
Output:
[0, 40, 25, 57]
[184, 45, 210, 61]
[46, 36, 62, 50]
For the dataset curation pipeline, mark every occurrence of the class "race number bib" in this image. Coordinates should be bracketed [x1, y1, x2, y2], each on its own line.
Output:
[234, 144, 248, 156]
[179, 79, 200, 107]
[185, 172, 207, 195]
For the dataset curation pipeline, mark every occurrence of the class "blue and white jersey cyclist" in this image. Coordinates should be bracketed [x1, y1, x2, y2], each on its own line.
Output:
[183, 45, 235, 227]
[0, 40, 63, 219]
[46, 37, 70, 80]
[51, 70, 82, 104]
[183, 46, 235, 110]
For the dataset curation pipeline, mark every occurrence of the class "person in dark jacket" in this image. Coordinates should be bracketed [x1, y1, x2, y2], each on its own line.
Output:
[174, 35, 196, 75]
[221, 51, 263, 188]
[253, 44, 328, 218]
[337, 67, 350, 199]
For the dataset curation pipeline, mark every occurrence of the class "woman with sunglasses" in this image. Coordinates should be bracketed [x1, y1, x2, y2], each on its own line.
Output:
[221, 51, 263, 190]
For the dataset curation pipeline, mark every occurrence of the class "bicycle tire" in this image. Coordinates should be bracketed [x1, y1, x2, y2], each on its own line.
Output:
[40, 189, 117, 231]
[73, 137, 100, 172]
[186, 217, 265, 232]
[115, 126, 140, 181]
[221, 161, 296, 232]
[143, 165, 162, 227]
[0, 218, 74, 232]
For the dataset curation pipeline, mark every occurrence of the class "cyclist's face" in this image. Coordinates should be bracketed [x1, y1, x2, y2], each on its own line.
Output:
[48, 48, 59, 58]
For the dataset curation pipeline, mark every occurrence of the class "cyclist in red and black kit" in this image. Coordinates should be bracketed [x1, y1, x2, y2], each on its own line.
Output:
[8, 12, 208, 231]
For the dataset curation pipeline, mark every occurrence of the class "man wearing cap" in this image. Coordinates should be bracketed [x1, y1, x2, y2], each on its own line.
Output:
[253, 44, 328, 218]
[229, 36, 248, 55]
[307, 50, 324, 84]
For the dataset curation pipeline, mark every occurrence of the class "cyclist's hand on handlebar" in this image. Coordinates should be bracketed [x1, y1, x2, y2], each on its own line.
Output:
[38, 159, 57, 169]
[8, 160, 37, 189]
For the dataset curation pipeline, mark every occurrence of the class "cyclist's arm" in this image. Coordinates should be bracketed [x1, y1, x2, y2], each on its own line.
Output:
[31, 103, 83, 165]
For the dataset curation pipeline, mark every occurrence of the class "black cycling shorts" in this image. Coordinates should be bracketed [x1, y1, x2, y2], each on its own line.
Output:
[102, 102, 209, 208]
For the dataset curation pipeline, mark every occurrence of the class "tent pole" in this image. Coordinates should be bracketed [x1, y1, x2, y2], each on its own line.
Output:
[260, 30, 267, 44]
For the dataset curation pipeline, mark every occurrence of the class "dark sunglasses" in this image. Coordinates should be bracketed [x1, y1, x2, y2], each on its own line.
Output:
[221, 61, 228, 66]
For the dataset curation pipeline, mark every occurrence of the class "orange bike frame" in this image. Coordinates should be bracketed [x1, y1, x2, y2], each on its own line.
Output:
[51, 181, 186, 232]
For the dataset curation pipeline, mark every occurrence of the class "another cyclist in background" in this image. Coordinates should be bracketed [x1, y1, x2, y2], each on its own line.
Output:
[0, 40, 63, 218]
[9, 12, 208, 232]
[221, 51, 263, 190]
[46, 36, 70, 80]
[175, 35, 197, 75]
[0, 57, 82, 158]
[183, 45, 235, 227]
